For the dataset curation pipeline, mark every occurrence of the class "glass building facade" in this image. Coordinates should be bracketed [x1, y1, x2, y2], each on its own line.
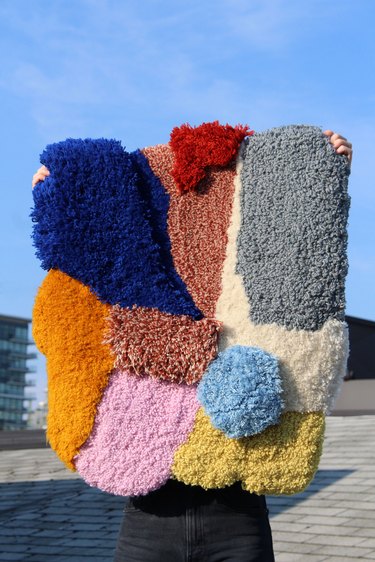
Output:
[0, 315, 36, 430]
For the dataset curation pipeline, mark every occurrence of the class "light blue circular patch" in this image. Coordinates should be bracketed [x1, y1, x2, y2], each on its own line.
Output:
[197, 345, 283, 438]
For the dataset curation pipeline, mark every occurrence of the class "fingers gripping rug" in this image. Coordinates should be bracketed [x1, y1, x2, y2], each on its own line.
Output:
[31, 122, 351, 497]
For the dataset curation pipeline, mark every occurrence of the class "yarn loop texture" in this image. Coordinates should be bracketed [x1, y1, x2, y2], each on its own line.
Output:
[31, 122, 350, 496]
[197, 345, 283, 438]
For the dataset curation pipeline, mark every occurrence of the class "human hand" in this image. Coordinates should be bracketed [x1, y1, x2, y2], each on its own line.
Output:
[323, 130, 353, 165]
[32, 165, 50, 189]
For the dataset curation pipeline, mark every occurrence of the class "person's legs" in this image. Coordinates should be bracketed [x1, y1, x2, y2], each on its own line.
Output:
[114, 481, 186, 561]
[114, 480, 275, 562]
[114, 502, 185, 561]
[200, 484, 275, 562]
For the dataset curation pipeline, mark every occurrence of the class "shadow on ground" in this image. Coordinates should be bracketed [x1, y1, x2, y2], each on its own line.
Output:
[0, 479, 123, 561]
[267, 468, 355, 516]
[0, 469, 355, 561]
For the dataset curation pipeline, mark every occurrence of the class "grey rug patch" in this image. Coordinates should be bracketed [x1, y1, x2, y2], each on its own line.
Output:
[237, 125, 350, 331]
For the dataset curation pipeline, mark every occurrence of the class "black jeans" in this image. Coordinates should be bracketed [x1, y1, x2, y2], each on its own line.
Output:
[114, 480, 275, 561]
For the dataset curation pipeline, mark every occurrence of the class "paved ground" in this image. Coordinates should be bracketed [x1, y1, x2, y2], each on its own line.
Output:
[0, 416, 374, 561]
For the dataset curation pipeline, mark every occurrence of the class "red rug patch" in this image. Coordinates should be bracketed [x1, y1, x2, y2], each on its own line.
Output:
[170, 121, 252, 193]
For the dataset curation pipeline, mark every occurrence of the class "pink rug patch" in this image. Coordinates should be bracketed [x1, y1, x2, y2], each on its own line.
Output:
[74, 369, 199, 496]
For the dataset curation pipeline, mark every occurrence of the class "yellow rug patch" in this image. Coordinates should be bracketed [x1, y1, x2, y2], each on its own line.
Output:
[32, 270, 114, 469]
[172, 409, 325, 495]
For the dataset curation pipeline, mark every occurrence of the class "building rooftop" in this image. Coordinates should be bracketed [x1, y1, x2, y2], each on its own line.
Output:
[0, 315, 32, 325]
[0, 415, 375, 561]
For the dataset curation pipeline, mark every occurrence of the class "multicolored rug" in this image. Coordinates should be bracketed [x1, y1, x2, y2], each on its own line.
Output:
[31, 122, 351, 496]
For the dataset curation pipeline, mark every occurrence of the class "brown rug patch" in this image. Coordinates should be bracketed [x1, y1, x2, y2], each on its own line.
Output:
[106, 305, 222, 384]
[142, 144, 236, 317]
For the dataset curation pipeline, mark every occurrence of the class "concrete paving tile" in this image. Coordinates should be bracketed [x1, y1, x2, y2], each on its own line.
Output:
[267, 496, 298, 505]
[272, 531, 315, 544]
[22, 553, 71, 562]
[278, 506, 347, 516]
[321, 558, 371, 562]
[105, 532, 120, 540]
[22, 521, 66, 531]
[342, 518, 375, 528]
[321, 478, 363, 486]
[61, 522, 109, 531]
[26, 536, 68, 546]
[353, 472, 375, 479]
[59, 546, 115, 557]
[318, 482, 370, 490]
[0, 505, 19, 512]
[340, 509, 375, 519]
[0, 527, 38, 536]
[322, 448, 364, 454]
[270, 521, 311, 533]
[0, 545, 31, 554]
[297, 515, 352, 526]
[307, 534, 365, 547]
[314, 545, 374, 558]
[273, 540, 319, 553]
[63, 515, 114, 524]
[0, 537, 28, 546]
[58, 507, 107, 516]
[348, 502, 375, 511]
[32, 529, 70, 538]
[359, 539, 375, 548]
[297, 493, 335, 502]
[58, 558, 113, 562]
[275, 554, 326, 562]
[357, 528, 375, 538]
[321, 461, 372, 468]
[287, 499, 346, 509]
[61, 531, 112, 541]
[270, 512, 315, 523]
[38, 514, 70, 522]
[13, 545, 71, 555]
[0, 554, 29, 561]
[0, 490, 30, 498]
[300, 524, 361, 537]
[322, 492, 368, 500]
[338, 484, 375, 495]
[41, 507, 84, 515]
[58, 538, 113, 548]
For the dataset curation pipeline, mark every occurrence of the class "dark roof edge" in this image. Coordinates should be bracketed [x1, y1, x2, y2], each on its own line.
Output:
[0, 314, 32, 324]
[345, 315, 375, 328]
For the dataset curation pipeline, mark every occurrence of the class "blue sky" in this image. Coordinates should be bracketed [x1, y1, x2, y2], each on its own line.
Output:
[0, 0, 374, 403]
